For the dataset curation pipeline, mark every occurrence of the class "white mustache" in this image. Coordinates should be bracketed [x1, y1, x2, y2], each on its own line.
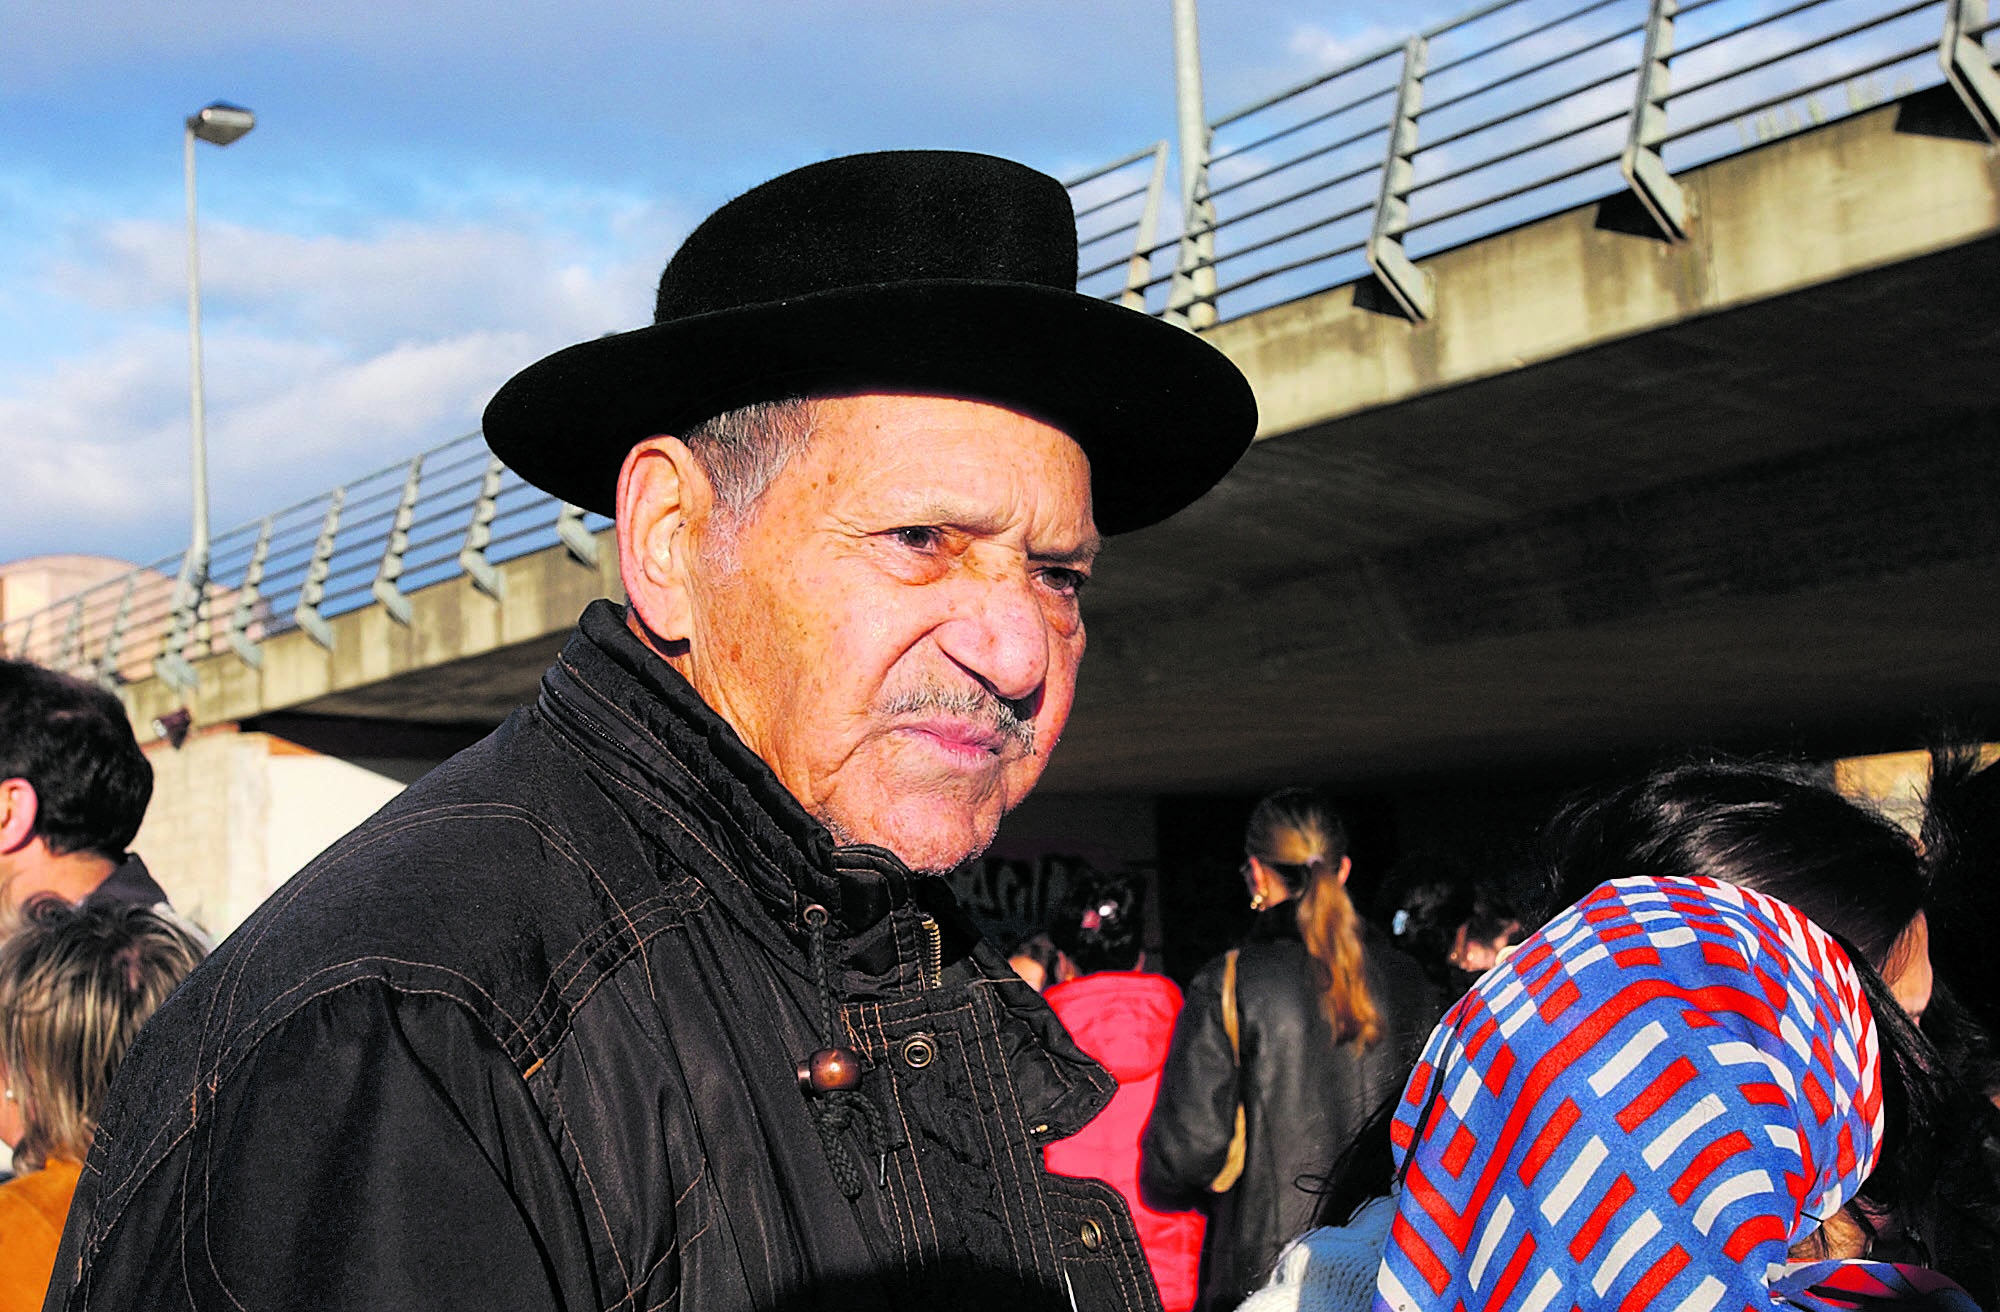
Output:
[882, 685, 1036, 754]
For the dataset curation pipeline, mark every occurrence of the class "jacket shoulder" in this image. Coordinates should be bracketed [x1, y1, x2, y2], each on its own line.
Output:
[141, 706, 702, 1088]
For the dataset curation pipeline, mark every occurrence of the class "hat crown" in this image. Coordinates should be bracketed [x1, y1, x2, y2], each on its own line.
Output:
[655, 150, 1081, 323]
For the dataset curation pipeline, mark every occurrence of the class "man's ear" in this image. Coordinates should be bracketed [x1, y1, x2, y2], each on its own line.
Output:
[616, 435, 715, 643]
[0, 779, 39, 855]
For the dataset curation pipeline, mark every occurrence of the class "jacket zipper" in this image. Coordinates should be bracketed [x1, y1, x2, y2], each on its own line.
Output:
[918, 913, 943, 991]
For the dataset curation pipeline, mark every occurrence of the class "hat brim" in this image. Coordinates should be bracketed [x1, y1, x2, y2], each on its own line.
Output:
[481, 280, 1256, 535]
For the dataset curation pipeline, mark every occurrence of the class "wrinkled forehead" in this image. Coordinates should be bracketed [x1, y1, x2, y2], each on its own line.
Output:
[768, 392, 1098, 543]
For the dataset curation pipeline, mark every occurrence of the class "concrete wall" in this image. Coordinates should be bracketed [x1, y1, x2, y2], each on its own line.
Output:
[1835, 743, 2000, 836]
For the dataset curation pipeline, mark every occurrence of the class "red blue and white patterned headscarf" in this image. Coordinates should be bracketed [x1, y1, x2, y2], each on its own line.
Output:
[1374, 875, 1975, 1312]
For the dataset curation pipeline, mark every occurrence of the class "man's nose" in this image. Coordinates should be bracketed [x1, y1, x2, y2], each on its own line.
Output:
[935, 568, 1051, 705]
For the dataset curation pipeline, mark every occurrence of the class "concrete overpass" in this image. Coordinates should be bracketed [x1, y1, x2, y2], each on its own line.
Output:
[1059, 85, 2000, 791]
[62, 85, 2000, 796]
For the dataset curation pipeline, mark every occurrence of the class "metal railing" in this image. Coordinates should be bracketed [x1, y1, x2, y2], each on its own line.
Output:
[0, 431, 611, 690]
[1139, 0, 1997, 321]
[4, 0, 1994, 691]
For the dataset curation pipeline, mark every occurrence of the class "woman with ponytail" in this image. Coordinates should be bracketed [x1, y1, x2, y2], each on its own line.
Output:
[1141, 789, 1441, 1312]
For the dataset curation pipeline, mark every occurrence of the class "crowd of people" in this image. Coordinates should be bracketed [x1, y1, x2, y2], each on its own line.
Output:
[1006, 755, 2000, 1312]
[1, 658, 210, 1304]
[0, 145, 1993, 1312]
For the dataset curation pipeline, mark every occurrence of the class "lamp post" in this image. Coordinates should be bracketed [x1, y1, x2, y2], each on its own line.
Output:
[164, 101, 253, 690]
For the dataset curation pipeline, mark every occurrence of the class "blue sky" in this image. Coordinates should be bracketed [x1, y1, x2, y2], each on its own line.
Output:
[0, 0, 1448, 566]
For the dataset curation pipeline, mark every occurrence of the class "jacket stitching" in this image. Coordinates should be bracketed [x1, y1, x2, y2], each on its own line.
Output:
[547, 658, 822, 927]
[87, 977, 532, 1262]
[546, 1081, 637, 1302]
[522, 885, 707, 1054]
[965, 992, 1044, 1277]
[203, 803, 538, 1056]
[857, 1004, 922, 1278]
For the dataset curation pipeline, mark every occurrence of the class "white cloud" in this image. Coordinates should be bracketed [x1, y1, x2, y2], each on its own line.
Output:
[49, 201, 671, 352]
[0, 325, 541, 562]
[0, 331, 191, 551]
[210, 331, 533, 472]
[0, 186, 678, 563]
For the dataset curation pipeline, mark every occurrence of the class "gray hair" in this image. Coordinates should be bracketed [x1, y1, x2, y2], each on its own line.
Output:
[680, 396, 820, 527]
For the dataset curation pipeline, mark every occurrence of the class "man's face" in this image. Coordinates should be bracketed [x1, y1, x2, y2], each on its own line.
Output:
[676, 394, 1097, 872]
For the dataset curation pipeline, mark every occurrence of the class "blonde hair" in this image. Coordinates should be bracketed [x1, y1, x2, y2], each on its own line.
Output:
[0, 899, 205, 1172]
[1245, 789, 1380, 1047]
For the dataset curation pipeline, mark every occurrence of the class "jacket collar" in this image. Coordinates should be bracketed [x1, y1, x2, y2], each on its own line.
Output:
[538, 599, 915, 941]
[1247, 899, 1303, 943]
[541, 602, 1117, 1135]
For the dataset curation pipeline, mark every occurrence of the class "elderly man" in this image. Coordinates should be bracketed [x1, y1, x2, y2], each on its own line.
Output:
[0, 659, 171, 914]
[49, 151, 1254, 1311]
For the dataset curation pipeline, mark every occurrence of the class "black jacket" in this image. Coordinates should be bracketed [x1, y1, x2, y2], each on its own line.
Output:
[81, 852, 171, 910]
[49, 602, 1160, 1312]
[1139, 905, 1440, 1312]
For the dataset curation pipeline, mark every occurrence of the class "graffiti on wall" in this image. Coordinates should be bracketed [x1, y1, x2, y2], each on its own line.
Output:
[945, 853, 1159, 953]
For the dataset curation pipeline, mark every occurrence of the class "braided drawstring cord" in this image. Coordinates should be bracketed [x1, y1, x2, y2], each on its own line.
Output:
[798, 903, 894, 1200]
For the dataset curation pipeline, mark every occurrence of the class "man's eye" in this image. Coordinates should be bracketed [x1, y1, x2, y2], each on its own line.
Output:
[1040, 567, 1089, 597]
[891, 526, 943, 552]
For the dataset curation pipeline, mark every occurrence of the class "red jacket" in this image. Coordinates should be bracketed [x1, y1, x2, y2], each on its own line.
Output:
[1045, 971, 1206, 1312]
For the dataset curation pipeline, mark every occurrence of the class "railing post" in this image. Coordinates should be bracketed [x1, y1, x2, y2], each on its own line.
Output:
[155, 551, 205, 693]
[1367, 38, 1437, 321]
[1622, 0, 1691, 239]
[229, 516, 272, 668]
[459, 454, 507, 600]
[370, 456, 425, 624]
[292, 489, 344, 650]
[556, 501, 601, 569]
[1122, 143, 1169, 312]
[1166, 142, 1219, 329]
[95, 575, 136, 688]
[1940, 0, 2000, 143]
[58, 597, 87, 672]
[1167, 0, 1218, 329]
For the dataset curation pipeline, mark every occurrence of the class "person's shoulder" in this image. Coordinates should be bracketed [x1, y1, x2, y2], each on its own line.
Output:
[1235, 931, 1312, 986]
[122, 715, 643, 1070]
[82, 854, 170, 911]
[1047, 970, 1182, 1022]
[1184, 945, 1244, 993]
[1361, 921, 1434, 989]
[0, 1159, 79, 1235]
[267, 710, 654, 936]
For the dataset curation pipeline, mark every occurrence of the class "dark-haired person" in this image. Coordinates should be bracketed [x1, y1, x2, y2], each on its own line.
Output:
[0, 659, 167, 915]
[50, 151, 1257, 1311]
[1141, 789, 1439, 1312]
[1375, 854, 1523, 1001]
[1007, 931, 1064, 993]
[1916, 738, 2000, 1299]
[1541, 759, 1938, 1023]
[1372, 760, 1989, 1312]
[1042, 870, 1205, 1312]
[0, 900, 206, 1312]
[1922, 738, 2000, 1097]
[1376, 873, 1979, 1312]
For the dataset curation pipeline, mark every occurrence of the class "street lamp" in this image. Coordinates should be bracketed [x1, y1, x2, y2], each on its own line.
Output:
[165, 101, 253, 689]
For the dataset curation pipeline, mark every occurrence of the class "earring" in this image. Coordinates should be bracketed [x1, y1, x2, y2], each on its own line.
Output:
[1249, 889, 1266, 912]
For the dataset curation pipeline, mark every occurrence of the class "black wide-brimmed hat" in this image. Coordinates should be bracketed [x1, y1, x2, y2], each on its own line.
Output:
[482, 149, 1256, 535]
